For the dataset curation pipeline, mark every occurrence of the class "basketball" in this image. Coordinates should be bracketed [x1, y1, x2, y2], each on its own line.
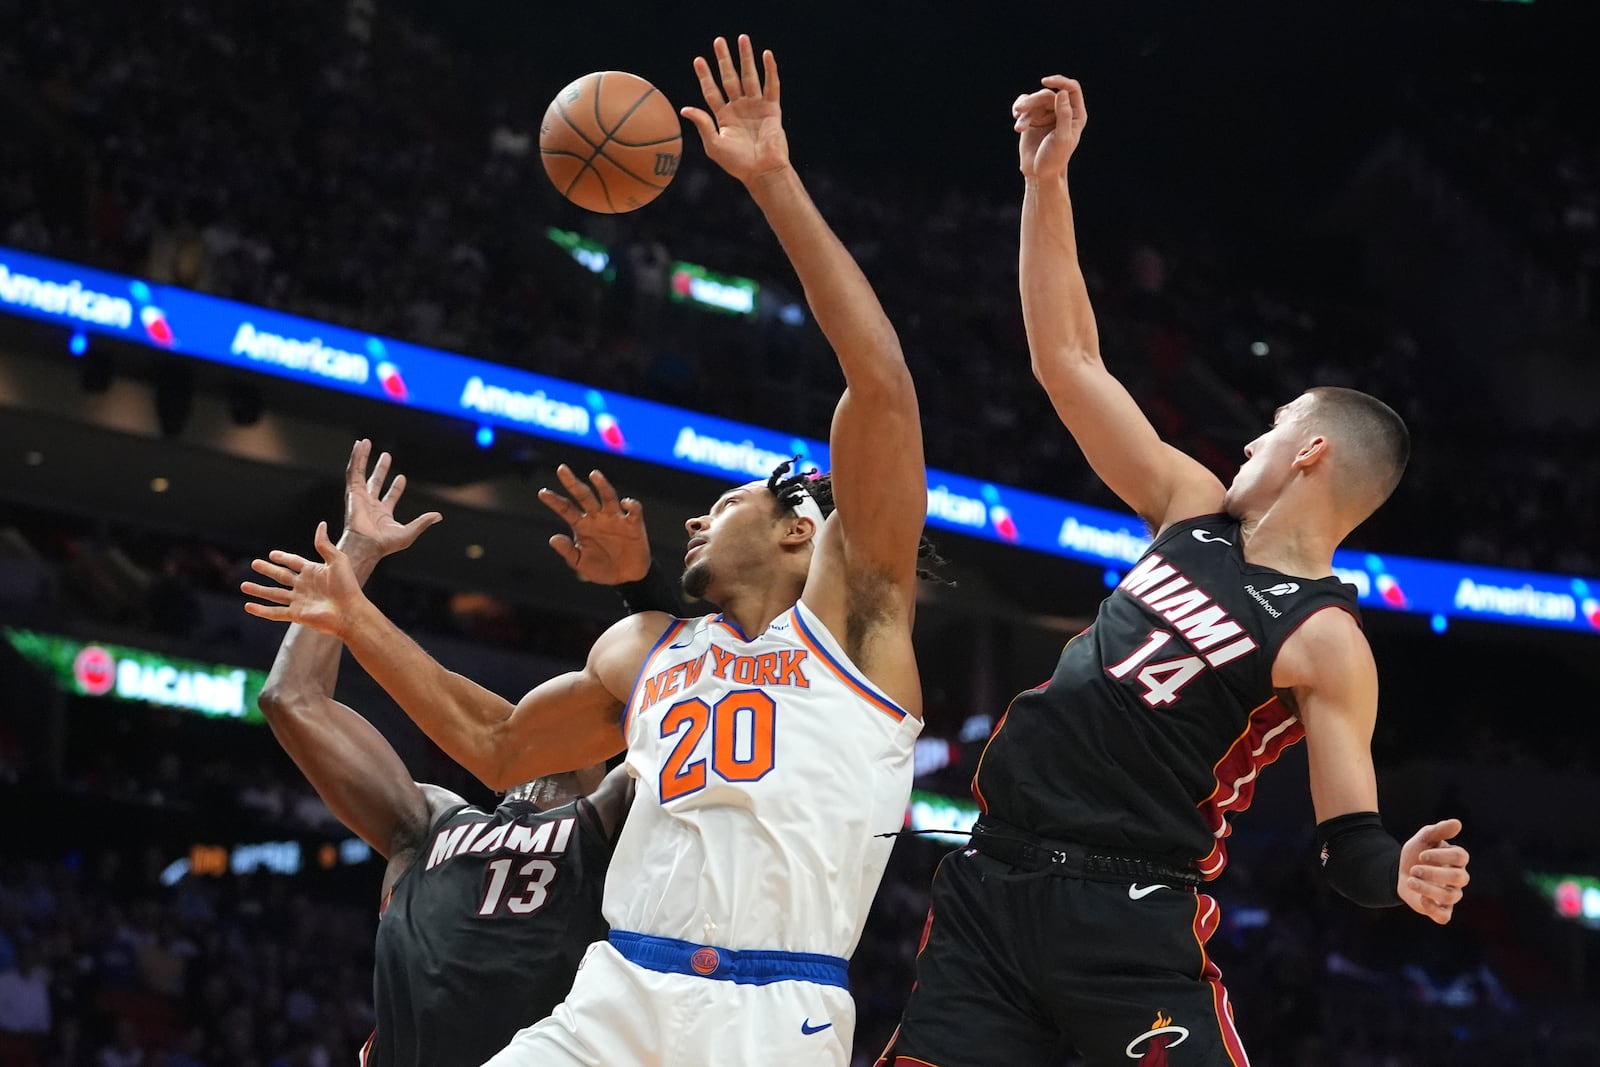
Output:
[540, 71, 681, 214]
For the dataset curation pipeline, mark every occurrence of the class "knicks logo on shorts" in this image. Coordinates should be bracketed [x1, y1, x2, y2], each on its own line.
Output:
[691, 948, 720, 975]
[1127, 1011, 1189, 1062]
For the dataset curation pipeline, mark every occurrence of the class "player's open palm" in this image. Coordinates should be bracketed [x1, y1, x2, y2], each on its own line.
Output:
[681, 34, 788, 185]
[1014, 76, 1087, 181]
[242, 522, 365, 637]
[1398, 818, 1470, 924]
[342, 439, 442, 558]
[538, 464, 652, 586]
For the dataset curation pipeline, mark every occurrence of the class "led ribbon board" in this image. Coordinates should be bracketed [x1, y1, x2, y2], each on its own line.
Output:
[2, 246, 1596, 634]
[3, 627, 267, 723]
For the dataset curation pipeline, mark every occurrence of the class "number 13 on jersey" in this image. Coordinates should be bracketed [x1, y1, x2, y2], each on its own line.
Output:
[659, 690, 777, 801]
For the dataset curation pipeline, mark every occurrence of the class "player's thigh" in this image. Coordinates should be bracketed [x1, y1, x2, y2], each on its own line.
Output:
[1053, 888, 1250, 1067]
[879, 851, 1060, 1067]
[483, 942, 669, 1067]
[696, 979, 854, 1067]
[1057, 968, 1249, 1067]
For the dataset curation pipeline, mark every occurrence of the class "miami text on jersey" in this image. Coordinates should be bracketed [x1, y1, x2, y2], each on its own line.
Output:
[1117, 554, 1258, 668]
[425, 814, 576, 871]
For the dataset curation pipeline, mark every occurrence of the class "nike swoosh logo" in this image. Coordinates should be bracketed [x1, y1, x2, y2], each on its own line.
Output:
[1128, 883, 1167, 900]
[1191, 530, 1232, 546]
[668, 639, 694, 649]
[801, 1020, 833, 1035]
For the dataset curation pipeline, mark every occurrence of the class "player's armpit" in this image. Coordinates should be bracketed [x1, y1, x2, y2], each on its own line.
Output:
[1275, 607, 1380, 823]
[489, 611, 677, 789]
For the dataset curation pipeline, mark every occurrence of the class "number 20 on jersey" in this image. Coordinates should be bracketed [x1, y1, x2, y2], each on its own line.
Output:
[659, 690, 777, 801]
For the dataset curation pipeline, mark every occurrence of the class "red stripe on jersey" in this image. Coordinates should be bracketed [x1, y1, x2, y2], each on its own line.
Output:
[1192, 894, 1251, 1066]
[1193, 697, 1303, 878]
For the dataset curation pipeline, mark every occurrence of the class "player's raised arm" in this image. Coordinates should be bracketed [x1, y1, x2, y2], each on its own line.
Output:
[1277, 607, 1471, 924]
[1015, 77, 1224, 532]
[256, 441, 445, 864]
[682, 35, 926, 597]
[244, 460, 676, 791]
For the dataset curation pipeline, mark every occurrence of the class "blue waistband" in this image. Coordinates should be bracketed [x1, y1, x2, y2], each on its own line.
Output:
[608, 930, 850, 990]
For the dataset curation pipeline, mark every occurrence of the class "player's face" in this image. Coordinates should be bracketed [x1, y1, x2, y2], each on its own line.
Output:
[681, 487, 781, 601]
[1224, 394, 1315, 513]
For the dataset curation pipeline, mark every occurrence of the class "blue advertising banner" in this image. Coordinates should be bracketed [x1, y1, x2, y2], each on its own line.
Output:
[3, 245, 1595, 634]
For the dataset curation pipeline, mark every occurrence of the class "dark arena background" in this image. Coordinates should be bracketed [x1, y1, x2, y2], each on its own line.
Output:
[3, 0, 1599, 1063]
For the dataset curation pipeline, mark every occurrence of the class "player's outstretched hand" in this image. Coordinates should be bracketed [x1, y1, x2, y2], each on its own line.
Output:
[1397, 818, 1470, 925]
[341, 439, 442, 559]
[681, 34, 789, 186]
[1014, 75, 1088, 181]
[242, 522, 365, 637]
[539, 464, 652, 586]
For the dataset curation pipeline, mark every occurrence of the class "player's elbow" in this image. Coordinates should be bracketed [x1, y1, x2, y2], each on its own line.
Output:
[845, 342, 914, 398]
[1030, 345, 1099, 392]
[257, 683, 316, 723]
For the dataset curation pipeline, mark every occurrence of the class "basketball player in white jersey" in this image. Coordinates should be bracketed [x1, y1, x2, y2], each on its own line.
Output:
[241, 34, 928, 1067]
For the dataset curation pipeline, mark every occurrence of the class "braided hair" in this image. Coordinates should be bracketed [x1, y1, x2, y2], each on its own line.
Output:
[765, 456, 951, 585]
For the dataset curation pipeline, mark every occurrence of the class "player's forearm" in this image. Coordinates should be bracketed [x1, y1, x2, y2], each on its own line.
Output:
[745, 166, 906, 390]
[338, 593, 516, 780]
[1020, 177, 1103, 383]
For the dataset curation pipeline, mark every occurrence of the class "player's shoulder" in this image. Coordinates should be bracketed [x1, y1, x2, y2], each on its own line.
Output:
[417, 783, 471, 826]
[1274, 604, 1372, 690]
[591, 610, 687, 667]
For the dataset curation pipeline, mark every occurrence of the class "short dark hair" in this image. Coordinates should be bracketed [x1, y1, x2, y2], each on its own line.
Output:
[1305, 387, 1410, 513]
[766, 457, 951, 584]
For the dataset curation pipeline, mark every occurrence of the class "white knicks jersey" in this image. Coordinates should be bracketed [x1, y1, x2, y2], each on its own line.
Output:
[605, 600, 920, 958]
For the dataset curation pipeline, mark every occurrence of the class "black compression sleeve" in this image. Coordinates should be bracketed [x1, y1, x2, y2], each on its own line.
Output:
[1316, 811, 1403, 908]
[613, 560, 687, 617]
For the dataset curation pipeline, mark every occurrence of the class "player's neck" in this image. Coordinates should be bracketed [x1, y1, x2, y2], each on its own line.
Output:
[708, 583, 802, 640]
[1236, 503, 1340, 579]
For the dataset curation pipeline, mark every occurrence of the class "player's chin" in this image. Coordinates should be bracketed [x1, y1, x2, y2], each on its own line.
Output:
[682, 559, 712, 600]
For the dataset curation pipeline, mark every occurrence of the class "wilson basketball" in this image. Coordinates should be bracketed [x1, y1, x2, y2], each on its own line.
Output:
[540, 71, 681, 214]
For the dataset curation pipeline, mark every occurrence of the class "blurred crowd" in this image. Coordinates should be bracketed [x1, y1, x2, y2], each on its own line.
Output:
[1, 0, 1596, 574]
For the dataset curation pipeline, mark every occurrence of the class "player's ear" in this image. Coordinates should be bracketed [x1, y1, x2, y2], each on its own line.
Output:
[778, 516, 816, 546]
[1293, 435, 1328, 470]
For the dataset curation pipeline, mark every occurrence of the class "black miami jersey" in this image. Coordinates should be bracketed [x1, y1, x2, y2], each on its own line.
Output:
[972, 513, 1360, 878]
[364, 796, 612, 1067]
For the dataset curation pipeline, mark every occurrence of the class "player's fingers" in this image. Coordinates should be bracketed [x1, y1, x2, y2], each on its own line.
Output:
[1408, 875, 1463, 908]
[1427, 818, 1463, 842]
[556, 463, 600, 513]
[1059, 82, 1087, 128]
[762, 48, 780, 103]
[267, 549, 310, 573]
[1410, 864, 1470, 889]
[713, 36, 741, 100]
[382, 472, 407, 508]
[692, 57, 723, 113]
[402, 512, 443, 538]
[250, 558, 297, 586]
[590, 470, 621, 512]
[737, 34, 761, 97]
[346, 439, 370, 486]
[242, 601, 292, 622]
[537, 486, 583, 525]
[621, 497, 645, 523]
[1419, 845, 1469, 869]
[681, 106, 718, 145]
[548, 534, 581, 569]
[313, 521, 338, 560]
[240, 581, 294, 606]
[367, 451, 392, 496]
